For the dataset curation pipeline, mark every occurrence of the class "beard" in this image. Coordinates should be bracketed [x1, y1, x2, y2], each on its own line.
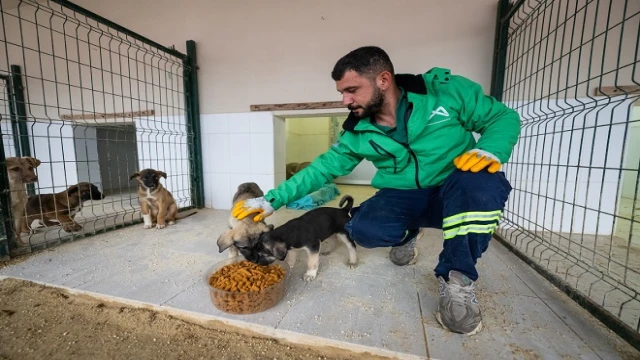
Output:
[348, 86, 385, 119]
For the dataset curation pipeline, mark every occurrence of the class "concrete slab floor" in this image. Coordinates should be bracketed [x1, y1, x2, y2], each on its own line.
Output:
[1, 202, 639, 359]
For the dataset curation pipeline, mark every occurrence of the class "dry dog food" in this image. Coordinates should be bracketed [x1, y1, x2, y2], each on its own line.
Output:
[208, 260, 286, 314]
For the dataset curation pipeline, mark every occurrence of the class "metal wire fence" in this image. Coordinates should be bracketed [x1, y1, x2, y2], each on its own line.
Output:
[0, 0, 203, 259]
[491, 0, 640, 348]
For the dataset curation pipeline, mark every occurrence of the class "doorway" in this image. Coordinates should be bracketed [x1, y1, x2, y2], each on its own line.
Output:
[614, 100, 640, 245]
[273, 112, 377, 208]
[74, 124, 139, 197]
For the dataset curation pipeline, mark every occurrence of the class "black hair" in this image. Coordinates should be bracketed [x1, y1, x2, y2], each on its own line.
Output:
[331, 46, 395, 81]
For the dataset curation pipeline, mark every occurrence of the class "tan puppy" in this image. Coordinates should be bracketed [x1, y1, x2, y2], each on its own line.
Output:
[23, 182, 104, 233]
[6, 156, 41, 244]
[130, 168, 196, 229]
[217, 182, 274, 258]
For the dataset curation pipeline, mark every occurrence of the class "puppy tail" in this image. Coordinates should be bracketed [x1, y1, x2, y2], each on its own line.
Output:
[338, 195, 354, 213]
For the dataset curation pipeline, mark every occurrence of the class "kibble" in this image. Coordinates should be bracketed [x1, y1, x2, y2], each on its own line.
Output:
[208, 261, 286, 314]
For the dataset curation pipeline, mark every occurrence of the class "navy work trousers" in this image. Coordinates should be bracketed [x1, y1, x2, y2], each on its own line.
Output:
[344, 169, 512, 281]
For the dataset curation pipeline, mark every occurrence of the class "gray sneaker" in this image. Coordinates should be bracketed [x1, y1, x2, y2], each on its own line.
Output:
[435, 270, 482, 335]
[389, 229, 423, 266]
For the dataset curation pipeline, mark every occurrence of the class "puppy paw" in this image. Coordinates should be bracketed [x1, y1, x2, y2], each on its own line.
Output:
[168, 221, 175, 225]
[143, 224, 153, 229]
[303, 271, 317, 282]
[156, 224, 166, 229]
[348, 262, 358, 269]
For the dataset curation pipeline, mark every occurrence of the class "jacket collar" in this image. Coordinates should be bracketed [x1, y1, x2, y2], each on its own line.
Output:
[342, 73, 425, 131]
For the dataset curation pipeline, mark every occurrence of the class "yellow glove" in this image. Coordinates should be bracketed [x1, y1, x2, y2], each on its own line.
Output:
[454, 149, 501, 173]
[231, 197, 275, 222]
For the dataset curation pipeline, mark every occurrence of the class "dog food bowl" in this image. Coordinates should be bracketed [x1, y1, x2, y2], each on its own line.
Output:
[204, 256, 291, 315]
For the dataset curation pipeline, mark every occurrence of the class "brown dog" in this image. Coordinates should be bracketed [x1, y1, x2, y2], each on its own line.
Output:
[217, 182, 274, 258]
[130, 168, 196, 229]
[23, 182, 105, 233]
[6, 156, 41, 244]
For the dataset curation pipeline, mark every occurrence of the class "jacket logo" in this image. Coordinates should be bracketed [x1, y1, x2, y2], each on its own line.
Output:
[428, 106, 451, 126]
[429, 106, 449, 120]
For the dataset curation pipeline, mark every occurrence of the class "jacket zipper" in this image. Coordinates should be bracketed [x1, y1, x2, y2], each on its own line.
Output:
[400, 103, 421, 188]
[369, 140, 398, 174]
[359, 102, 422, 188]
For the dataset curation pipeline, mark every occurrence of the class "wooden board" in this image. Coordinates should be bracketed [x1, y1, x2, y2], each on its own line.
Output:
[250, 101, 343, 111]
[60, 110, 154, 121]
[593, 85, 640, 97]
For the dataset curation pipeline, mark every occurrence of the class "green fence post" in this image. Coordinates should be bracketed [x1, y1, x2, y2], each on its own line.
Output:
[184, 40, 205, 208]
[10, 65, 35, 196]
[490, 0, 512, 101]
[0, 128, 13, 259]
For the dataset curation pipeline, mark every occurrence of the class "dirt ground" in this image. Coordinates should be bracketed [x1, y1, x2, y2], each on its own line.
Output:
[0, 278, 393, 360]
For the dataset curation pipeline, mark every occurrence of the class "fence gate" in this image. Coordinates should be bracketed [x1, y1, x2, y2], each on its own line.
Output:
[0, 0, 204, 260]
[491, 0, 640, 349]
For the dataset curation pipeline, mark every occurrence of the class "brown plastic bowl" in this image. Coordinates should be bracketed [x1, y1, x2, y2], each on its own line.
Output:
[204, 256, 291, 315]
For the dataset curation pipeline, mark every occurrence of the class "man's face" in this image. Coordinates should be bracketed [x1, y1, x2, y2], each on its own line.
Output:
[336, 70, 385, 119]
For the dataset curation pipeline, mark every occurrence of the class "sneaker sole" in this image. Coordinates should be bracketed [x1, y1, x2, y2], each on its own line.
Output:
[435, 311, 483, 336]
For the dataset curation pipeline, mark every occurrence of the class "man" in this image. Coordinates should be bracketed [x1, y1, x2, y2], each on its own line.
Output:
[232, 46, 520, 335]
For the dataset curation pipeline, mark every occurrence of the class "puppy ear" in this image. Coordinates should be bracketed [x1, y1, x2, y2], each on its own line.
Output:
[67, 185, 79, 194]
[156, 171, 167, 179]
[216, 230, 235, 253]
[272, 242, 288, 261]
[129, 172, 140, 180]
[257, 222, 274, 233]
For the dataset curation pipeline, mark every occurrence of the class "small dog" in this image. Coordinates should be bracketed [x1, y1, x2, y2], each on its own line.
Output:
[23, 182, 104, 233]
[6, 156, 41, 243]
[250, 195, 358, 281]
[217, 182, 275, 258]
[286, 161, 311, 180]
[130, 168, 196, 229]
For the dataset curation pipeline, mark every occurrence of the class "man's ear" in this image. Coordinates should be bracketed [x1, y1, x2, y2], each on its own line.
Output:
[377, 71, 393, 91]
[156, 171, 167, 179]
[129, 172, 140, 180]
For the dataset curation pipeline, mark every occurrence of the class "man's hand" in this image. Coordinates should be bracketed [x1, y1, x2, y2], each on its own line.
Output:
[453, 149, 501, 173]
[231, 197, 275, 222]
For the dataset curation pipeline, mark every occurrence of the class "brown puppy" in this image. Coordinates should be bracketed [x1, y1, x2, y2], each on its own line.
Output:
[130, 168, 196, 229]
[23, 182, 104, 233]
[217, 182, 274, 258]
[6, 156, 41, 244]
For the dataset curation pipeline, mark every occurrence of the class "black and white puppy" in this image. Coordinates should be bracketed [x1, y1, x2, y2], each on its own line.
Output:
[248, 195, 358, 281]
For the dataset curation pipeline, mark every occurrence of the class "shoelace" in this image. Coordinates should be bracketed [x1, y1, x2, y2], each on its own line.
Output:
[446, 282, 476, 306]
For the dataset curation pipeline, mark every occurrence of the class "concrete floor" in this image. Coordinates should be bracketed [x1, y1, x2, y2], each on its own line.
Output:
[1, 185, 638, 359]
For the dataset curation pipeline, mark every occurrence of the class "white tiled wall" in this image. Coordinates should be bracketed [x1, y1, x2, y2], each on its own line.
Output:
[201, 111, 276, 210]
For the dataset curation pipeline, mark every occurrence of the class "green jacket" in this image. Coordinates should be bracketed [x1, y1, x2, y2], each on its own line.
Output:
[265, 67, 521, 209]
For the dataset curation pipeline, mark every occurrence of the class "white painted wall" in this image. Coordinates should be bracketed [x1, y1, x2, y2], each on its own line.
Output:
[69, 0, 502, 114]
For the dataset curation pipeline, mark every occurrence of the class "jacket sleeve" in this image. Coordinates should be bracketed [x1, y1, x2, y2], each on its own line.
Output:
[445, 73, 521, 164]
[264, 133, 363, 210]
